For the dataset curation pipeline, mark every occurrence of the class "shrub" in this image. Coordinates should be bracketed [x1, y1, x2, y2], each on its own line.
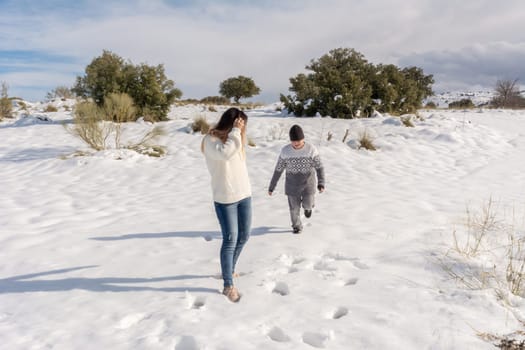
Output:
[401, 115, 415, 127]
[44, 105, 58, 112]
[125, 126, 166, 157]
[68, 101, 109, 151]
[68, 99, 165, 156]
[191, 115, 210, 134]
[17, 100, 27, 111]
[178, 98, 200, 105]
[441, 200, 525, 347]
[200, 96, 230, 105]
[280, 48, 433, 118]
[46, 86, 74, 100]
[491, 79, 525, 108]
[358, 130, 376, 150]
[452, 198, 500, 257]
[219, 76, 261, 103]
[0, 82, 13, 120]
[449, 98, 475, 109]
[103, 93, 136, 123]
[124, 62, 181, 121]
[73, 50, 182, 121]
[371, 65, 433, 115]
[268, 124, 287, 141]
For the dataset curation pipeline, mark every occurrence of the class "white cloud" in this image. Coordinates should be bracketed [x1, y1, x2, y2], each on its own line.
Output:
[399, 42, 525, 92]
[1, 0, 525, 101]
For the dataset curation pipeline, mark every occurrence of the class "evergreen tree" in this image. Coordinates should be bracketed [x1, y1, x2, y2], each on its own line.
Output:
[73, 50, 182, 121]
[281, 48, 434, 118]
[219, 76, 261, 103]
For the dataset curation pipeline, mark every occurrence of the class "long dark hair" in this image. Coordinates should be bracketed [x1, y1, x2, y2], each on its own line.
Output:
[214, 108, 247, 130]
[210, 107, 248, 143]
[202, 107, 248, 154]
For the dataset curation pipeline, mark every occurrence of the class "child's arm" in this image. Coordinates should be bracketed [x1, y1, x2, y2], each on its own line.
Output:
[313, 151, 325, 192]
[268, 156, 286, 195]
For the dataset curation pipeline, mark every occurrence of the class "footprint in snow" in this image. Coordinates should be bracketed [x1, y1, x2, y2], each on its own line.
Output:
[192, 296, 206, 310]
[324, 306, 349, 320]
[278, 254, 306, 266]
[322, 252, 354, 261]
[332, 307, 349, 319]
[267, 326, 291, 342]
[302, 331, 331, 348]
[175, 335, 200, 350]
[272, 281, 290, 296]
[185, 292, 206, 310]
[353, 260, 370, 270]
[313, 260, 338, 272]
[288, 266, 300, 273]
[344, 277, 359, 286]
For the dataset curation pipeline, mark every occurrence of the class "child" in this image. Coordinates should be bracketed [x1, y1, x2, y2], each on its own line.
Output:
[268, 124, 325, 234]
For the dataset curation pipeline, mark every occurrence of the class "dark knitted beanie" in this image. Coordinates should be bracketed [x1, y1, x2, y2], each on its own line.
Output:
[289, 124, 304, 141]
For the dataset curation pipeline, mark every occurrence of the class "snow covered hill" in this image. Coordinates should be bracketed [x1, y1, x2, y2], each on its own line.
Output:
[2, 99, 525, 349]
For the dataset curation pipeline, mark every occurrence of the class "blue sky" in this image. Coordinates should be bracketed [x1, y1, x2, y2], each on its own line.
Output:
[1, 0, 524, 102]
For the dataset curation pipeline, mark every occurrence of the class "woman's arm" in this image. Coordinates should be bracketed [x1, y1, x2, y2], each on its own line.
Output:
[204, 128, 242, 160]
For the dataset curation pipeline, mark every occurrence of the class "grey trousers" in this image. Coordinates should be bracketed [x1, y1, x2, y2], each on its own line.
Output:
[287, 193, 315, 230]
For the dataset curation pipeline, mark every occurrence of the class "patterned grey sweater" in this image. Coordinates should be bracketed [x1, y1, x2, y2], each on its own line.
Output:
[268, 142, 325, 196]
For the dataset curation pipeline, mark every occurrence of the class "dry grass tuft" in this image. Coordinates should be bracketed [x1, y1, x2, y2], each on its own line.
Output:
[66, 97, 165, 157]
[358, 130, 376, 150]
[0, 82, 13, 120]
[191, 115, 210, 134]
[44, 105, 58, 112]
[452, 198, 500, 257]
[401, 115, 414, 127]
[67, 101, 111, 151]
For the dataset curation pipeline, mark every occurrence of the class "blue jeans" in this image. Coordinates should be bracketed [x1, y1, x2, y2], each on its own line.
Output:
[214, 197, 252, 287]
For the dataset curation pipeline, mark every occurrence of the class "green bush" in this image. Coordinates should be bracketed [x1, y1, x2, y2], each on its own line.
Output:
[73, 50, 182, 121]
[280, 48, 434, 118]
[449, 98, 475, 109]
[372, 65, 434, 115]
[425, 101, 437, 109]
[219, 76, 261, 103]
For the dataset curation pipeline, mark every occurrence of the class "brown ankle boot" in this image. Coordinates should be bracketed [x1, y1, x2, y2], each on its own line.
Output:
[222, 286, 241, 302]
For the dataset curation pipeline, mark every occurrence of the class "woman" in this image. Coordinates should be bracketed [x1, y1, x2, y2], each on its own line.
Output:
[202, 107, 251, 302]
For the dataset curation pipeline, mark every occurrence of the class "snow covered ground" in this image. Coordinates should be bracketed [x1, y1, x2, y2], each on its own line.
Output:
[1, 100, 525, 349]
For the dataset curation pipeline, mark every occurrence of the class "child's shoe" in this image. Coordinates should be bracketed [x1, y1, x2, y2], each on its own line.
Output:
[304, 209, 312, 218]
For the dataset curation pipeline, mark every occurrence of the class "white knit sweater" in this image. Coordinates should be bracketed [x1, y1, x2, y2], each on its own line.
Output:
[202, 127, 252, 204]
